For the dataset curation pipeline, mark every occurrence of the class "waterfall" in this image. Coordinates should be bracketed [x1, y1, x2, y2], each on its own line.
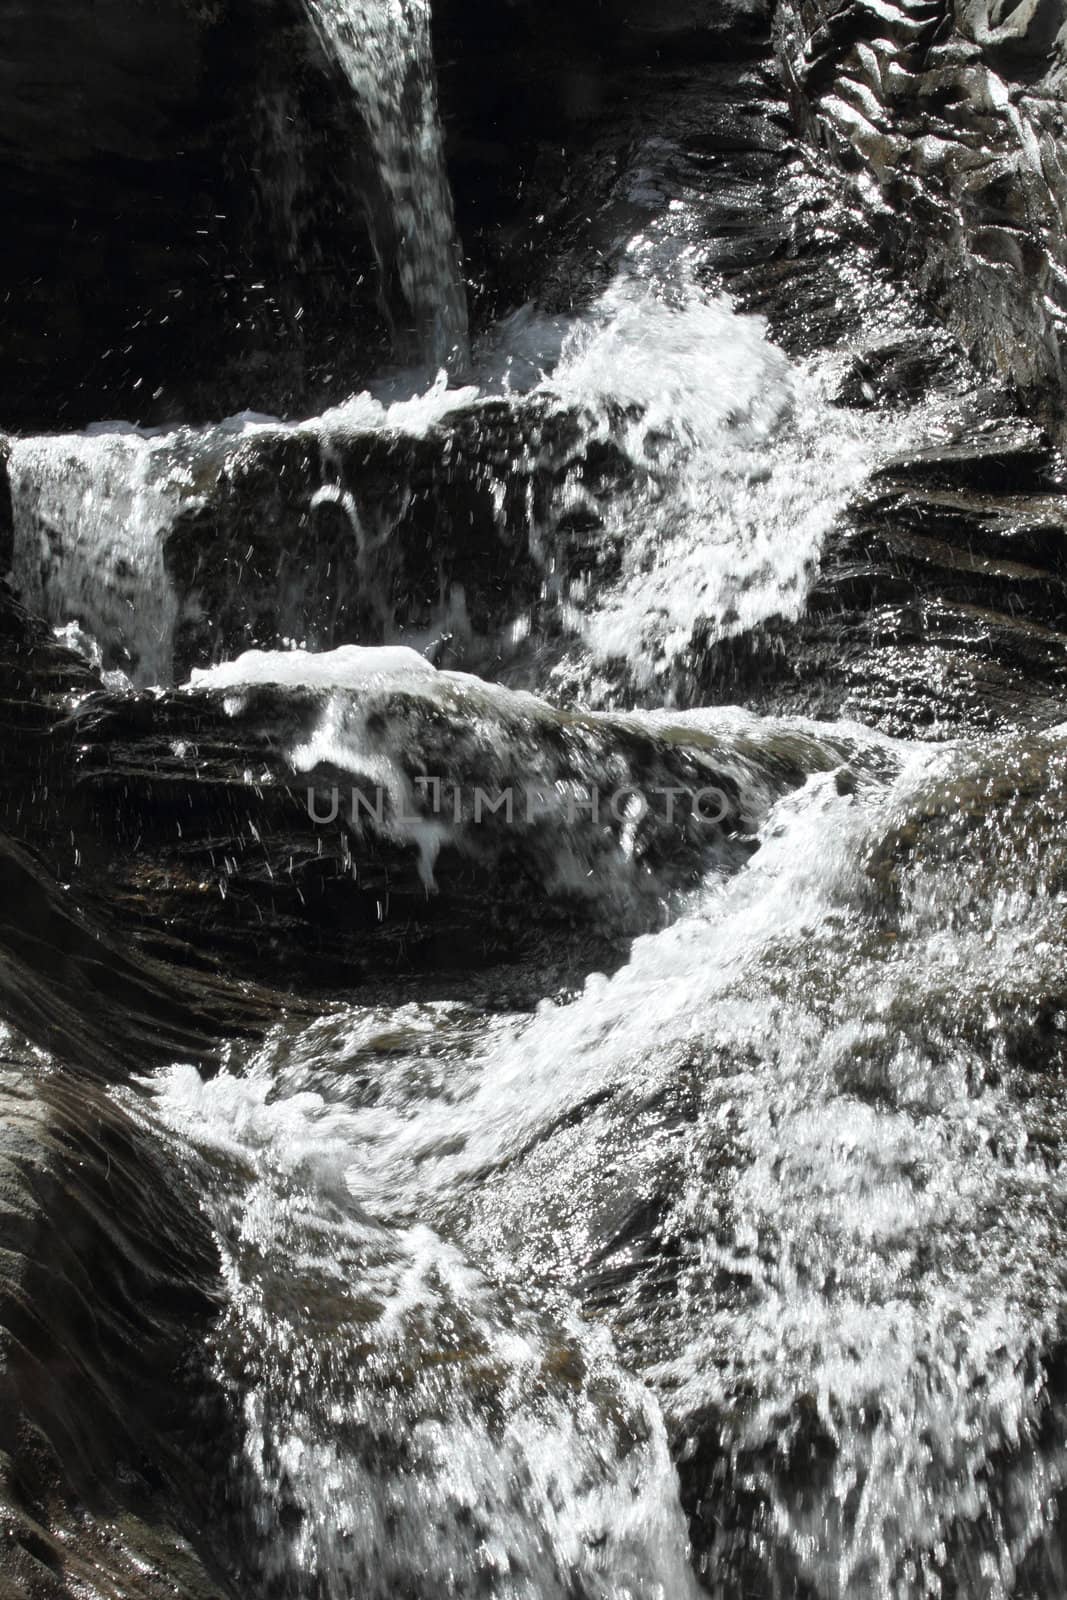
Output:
[303, 0, 470, 376]
[8, 0, 1067, 1591]
[6, 429, 188, 688]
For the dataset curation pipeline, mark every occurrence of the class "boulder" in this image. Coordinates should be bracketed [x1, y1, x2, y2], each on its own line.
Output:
[60, 655, 856, 994]
[160, 398, 628, 685]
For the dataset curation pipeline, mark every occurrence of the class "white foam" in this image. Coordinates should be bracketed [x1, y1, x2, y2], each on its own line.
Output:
[459, 246, 962, 696]
[144, 1028, 702, 1600]
[187, 643, 437, 693]
[528, 266, 923, 687]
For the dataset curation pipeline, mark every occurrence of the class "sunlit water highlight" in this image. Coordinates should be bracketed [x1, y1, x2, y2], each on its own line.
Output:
[4, 263, 951, 697]
[135, 718, 1067, 1596]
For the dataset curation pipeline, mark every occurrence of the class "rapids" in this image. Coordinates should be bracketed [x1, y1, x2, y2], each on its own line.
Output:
[136, 718, 1067, 1597]
[3, 1, 1067, 1597]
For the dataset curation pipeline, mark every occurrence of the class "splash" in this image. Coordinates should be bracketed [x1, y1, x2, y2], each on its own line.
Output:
[146, 1042, 702, 1600]
[495, 265, 944, 699]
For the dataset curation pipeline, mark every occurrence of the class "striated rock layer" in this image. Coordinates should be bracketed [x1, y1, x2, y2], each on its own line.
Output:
[0, 1057, 236, 1600]
[775, 0, 1067, 433]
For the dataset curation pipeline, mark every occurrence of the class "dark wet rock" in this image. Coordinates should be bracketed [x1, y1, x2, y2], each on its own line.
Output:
[57, 671, 826, 995]
[612, 0, 769, 41]
[0, 439, 12, 573]
[434, 2, 794, 332]
[0, 584, 269, 1068]
[433, 0, 771, 309]
[0, 396, 637, 690]
[162, 399, 633, 683]
[867, 732, 1067, 903]
[0, 0, 391, 431]
[0, 1059, 235, 1600]
[0, 591, 258, 1600]
[775, 0, 1067, 437]
[0, 832, 268, 1080]
[673, 1403, 825, 1599]
[832, 333, 962, 409]
[692, 414, 1067, 739]
[0, 581, 103, 834]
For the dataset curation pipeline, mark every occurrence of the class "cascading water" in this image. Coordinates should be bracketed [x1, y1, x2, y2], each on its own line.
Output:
[302, 0, 470, 376]
[132, 712, 1067, 1597]
[6, 427, 189, 688]
[6, 1, 1067, 1595]
[149, 1042, 703, 1600]
[499, 260, 945, 702]
[2, 266, 942, 695]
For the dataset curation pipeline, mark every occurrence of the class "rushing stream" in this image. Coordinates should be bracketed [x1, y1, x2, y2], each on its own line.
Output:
[5, 1, 1067, 1597]
[133, 709, 1067, 1598]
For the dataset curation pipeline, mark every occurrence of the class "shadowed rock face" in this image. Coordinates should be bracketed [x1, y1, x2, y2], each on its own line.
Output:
[433, 0, 776, 331]
[0, 0, 391, 430]
[0, 582, 272, 1068]
[0, 829, 273, 1076]
[0, 1060, 235, 1600]
[0, 599, 258, 1596]
[774, 0, 1067, 435]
